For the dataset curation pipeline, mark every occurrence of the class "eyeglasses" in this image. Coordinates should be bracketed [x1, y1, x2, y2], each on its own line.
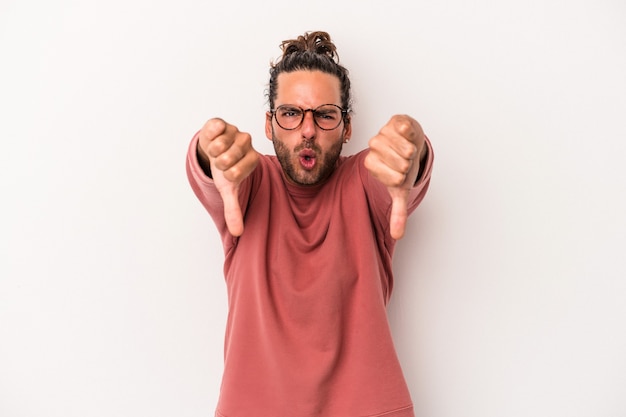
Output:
[270, 104, 348, 131]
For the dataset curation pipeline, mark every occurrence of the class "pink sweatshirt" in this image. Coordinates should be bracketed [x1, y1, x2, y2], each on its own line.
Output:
[187, 134, 434, 417]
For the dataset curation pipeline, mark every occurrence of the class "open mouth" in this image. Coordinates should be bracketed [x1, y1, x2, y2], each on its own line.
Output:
[299, 150, 317, 170]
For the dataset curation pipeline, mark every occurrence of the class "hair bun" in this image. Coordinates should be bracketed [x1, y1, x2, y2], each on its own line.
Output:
[280, 31, 338, 62]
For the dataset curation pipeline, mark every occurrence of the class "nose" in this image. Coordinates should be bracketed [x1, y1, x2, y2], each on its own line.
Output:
[300, 110, 317, 139]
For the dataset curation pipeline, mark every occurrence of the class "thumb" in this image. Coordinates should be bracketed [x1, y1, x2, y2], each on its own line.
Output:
[389, 188, 409, 240]
[220, 185, 244, 237]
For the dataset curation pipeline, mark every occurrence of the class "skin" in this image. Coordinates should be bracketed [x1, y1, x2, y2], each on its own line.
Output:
[197, 70, 426, 239]
[265, 71, 351, 186]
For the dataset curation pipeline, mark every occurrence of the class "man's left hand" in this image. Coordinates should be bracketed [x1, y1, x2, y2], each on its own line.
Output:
[364, 115, 426, 240]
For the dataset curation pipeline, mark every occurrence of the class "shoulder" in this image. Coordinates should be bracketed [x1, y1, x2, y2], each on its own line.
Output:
[335, 149, 379, 188]
[253, 154, 284, 181]
[335, 149, 369, 176]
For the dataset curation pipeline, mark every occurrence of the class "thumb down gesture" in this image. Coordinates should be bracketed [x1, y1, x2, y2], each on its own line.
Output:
[364, 115, 426, 240]
[197, 118, 259, 237]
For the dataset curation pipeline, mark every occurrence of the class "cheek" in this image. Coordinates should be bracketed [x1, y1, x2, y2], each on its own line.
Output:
[319, 133, 345, 149]
[272, 131, 300, 150]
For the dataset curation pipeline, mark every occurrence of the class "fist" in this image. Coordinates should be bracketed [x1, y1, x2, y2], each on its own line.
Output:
[198, 118, 258, 184]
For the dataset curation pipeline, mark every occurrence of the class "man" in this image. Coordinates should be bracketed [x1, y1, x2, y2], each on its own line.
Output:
[186, 31, 434, 417]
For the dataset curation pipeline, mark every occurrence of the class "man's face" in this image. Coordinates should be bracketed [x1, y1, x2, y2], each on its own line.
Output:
[265, 70, 351, 186]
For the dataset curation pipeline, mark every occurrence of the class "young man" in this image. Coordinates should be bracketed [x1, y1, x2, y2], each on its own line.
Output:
[187, 31, 434, 417]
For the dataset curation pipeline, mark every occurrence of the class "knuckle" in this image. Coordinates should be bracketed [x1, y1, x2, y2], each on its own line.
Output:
[213, 158, 227, 172]
[387, 171, 406, 187]
[207, 139, 227, 158]
[396, 119, 411, 134]
[248, 151, 260, 168]
[391, 115, 418, 140]
[368, 135, 380, 149]
[225, 164, 242, 182]
[209, 117, 225, 127]
[205, 118, 225, 135]
[363, 152, 378, 172]
[397, 159, 411, 174]
[238, 132, 252, 145]
[402, 142, 418, 159]
[218, 153, 234, 168]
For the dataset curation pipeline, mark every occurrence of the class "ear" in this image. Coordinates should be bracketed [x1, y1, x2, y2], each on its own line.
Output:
[342, 116, 352, 142]
[265, 112, 273, 140]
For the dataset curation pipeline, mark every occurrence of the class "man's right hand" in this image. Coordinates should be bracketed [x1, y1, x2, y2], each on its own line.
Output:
[197, 118, 259, 237]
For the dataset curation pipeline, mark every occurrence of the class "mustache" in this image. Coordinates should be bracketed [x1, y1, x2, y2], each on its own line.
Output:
[272, 132, 322, 153]
[295, 140, 321, 153]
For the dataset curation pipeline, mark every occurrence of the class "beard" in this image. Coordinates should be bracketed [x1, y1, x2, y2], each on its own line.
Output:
[272, 131, 344, 186]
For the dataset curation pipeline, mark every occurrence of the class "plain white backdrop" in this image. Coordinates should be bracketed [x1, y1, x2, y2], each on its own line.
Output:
[1, 0, 625, 416]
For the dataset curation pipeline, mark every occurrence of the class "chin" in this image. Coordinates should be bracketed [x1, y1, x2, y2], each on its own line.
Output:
[291, 173, 319, 186]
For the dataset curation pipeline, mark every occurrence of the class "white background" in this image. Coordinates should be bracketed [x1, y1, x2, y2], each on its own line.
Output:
[1, 1, 625, 416]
